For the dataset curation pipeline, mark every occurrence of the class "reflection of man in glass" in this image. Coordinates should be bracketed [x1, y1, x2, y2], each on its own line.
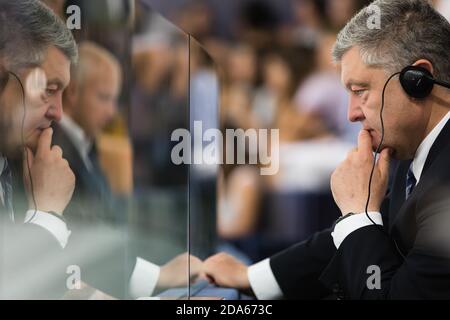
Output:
[55, 42, 202, 299]
[0, 0, 77, 298]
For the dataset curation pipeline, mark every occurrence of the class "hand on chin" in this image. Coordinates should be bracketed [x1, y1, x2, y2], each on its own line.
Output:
[23, 130, 43, 154]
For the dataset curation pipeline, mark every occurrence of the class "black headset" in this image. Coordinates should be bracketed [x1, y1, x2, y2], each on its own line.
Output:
[399, 65, 450, 99]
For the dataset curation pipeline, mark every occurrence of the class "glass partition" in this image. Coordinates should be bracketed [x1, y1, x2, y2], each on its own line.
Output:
[188, 37, 219, 261]
[187, 36, 220, 297]
[129, 0, 190, 298]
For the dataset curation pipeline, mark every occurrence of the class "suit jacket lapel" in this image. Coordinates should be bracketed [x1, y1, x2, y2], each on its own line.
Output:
[422, 117, 450, 173]
[389, 118, 450, 243]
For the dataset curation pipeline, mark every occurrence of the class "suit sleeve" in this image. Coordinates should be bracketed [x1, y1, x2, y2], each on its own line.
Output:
[266, 190, 392, 300]
[269, 227, 336, 299]
[320, 187, 450, 299]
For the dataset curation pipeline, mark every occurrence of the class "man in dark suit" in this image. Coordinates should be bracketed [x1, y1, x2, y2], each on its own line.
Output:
[203, 0, 450, 299]
[53, 41, 202, 299]
[0, 0, 77, 298]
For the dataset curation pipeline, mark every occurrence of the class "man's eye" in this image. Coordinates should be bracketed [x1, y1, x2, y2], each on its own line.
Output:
[353, 89, 366, 96]
[46, 88, 57, 96]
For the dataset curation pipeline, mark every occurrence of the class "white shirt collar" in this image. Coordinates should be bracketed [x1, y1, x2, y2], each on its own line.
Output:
[411, 111, 450, 183]
[59, 114, 93, 171]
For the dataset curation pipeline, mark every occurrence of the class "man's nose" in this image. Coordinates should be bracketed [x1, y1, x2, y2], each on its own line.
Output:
[347, 97, 365, 123]
[45, 95, 63, 122]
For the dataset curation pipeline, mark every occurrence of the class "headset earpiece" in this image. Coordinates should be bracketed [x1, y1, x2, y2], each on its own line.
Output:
[399, 65, 435, 99]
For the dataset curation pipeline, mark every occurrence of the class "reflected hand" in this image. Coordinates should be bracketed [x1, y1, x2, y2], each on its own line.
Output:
[156, 253, 203, 290]
[23, 128, 75, 215]
[203, 252, 251, 293]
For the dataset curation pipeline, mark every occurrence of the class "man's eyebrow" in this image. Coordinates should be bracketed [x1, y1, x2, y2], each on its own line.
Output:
[345, 80, 370, 90]
[47, 78, 66, 89]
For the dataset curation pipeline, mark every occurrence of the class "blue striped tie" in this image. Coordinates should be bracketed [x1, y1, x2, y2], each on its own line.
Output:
[405, 164, 416, 200]
[0, 160, 14, 221]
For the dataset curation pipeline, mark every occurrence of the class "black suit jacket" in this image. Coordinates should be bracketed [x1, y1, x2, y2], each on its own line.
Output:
[269, 119, 450, 299]
[51, 122, 135, 299]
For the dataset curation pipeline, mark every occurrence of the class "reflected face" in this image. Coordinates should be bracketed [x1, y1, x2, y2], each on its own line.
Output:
[74, 63, 121, 139]
[340, 47, 429, 159]
[0, 46, 70, 156]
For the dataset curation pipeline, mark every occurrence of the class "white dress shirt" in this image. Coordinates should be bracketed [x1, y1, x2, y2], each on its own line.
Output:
[247, 111, 450, 300]
[59, 114, 161, 298]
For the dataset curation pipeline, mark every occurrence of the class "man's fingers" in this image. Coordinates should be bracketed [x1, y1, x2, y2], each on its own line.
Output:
[51, 145, 63, 158]
[36, 127, 53, 157]
[357, 129, 373, 155]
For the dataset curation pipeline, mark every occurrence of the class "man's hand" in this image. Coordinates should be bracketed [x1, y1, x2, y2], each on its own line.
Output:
[23, 127, 75, 215]
[156, 253, 203, 290]
[203, 252, 251, 292]
[331, 129, 391, 215]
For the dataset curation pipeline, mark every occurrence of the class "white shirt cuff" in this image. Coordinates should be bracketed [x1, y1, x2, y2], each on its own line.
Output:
[331, 211, 383, 249]
[129, 257, 160, 299]
[248, 258, 283, 300]
[24, 210, 71, 248]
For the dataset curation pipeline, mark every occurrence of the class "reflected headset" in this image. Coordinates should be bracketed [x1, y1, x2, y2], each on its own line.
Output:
[365, 65, 450, 259]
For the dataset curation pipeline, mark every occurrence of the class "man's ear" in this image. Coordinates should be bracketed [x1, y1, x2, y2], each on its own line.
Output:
[412, 59, 434, 77]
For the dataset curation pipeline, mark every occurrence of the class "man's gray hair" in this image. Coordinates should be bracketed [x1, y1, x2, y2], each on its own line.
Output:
[0, 0, 78, 71]
[332, 0, 450, 83]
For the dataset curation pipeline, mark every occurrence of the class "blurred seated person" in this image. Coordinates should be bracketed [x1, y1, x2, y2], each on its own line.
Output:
[252, 45, 322, 141]
[219, 45, 258, 131]
[53, 41, 202, 298]
[294, 31, 360, 143]
[216, 164, 261, 263]
[218, 164, 261, 237]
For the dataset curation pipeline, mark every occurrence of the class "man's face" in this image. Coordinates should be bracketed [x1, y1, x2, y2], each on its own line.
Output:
[0, 46, 70, 156]
[74, 63, 120, 139]
[340, 47, 430, 160]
